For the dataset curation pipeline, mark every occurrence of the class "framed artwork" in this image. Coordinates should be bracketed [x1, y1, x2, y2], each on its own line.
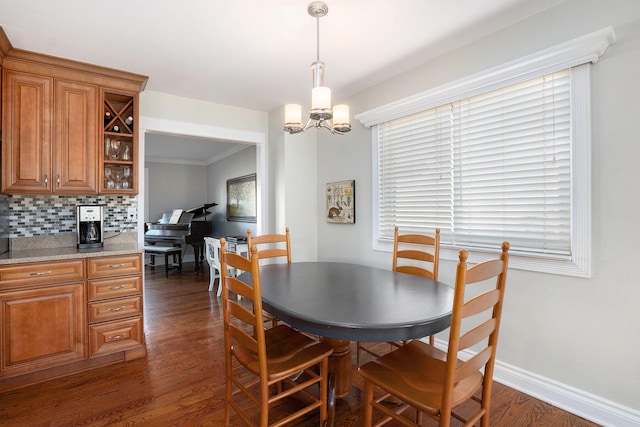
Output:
[227, 173, 257, 222]
[326, 180, 355, 224]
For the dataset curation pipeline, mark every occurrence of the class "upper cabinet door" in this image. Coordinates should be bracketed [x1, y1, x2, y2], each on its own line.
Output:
[1, 70, 53, 193]
[54, 80, 98, 194]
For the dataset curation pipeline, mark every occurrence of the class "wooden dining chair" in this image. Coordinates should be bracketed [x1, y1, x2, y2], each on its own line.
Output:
[358, 242, 510, 427]
[246, 228, 292, 265]
[246, 228, 292, 327]
[356, 226, 441, 367]
[220, 239, 333, 427]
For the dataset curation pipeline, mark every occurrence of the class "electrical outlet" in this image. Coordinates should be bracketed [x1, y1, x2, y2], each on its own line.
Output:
[127, 207, 136, 220]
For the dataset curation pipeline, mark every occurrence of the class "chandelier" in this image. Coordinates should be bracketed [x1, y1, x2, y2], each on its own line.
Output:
[284, 1, 351, 135]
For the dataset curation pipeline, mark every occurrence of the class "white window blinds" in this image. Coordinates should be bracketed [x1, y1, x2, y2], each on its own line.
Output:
[377, 69, 571, 258]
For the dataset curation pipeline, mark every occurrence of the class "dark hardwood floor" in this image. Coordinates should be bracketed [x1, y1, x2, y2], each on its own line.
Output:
[0, 262, 601, 426]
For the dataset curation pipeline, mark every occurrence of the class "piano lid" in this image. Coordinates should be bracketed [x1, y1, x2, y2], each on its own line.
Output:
[158, 212, 194, 224]
[185, 203, 218, 220]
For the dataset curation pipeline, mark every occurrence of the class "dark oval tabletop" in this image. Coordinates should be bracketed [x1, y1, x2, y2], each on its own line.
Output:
[254, 262, 454, 342]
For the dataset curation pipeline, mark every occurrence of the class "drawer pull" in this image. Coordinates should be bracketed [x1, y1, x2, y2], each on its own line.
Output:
[107, 306, 127, 312]
[107, 285, 126, 291]
[108, 333, 127, 341]
[107, 264, 126, 269]
[29, 270, 52, 276]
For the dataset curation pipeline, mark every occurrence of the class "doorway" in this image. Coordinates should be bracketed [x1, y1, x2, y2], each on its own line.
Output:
[137, 117, 267, 247]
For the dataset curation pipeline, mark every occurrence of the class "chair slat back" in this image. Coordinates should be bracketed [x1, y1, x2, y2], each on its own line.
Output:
[220, 240, 267, 374]
[247, 228, 292, 265]
[392, 226, 440, 280]
[204, 237, 221, 270]
[443, 242, 510, 410]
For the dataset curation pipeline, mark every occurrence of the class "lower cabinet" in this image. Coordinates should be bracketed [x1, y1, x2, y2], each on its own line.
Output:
[0, 281, 86, 376]
[87, 254, 144, 357]
[89, 317, 144, 357]
[0, 253, 145, 391]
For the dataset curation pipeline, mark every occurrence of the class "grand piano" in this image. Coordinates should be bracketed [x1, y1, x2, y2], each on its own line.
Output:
[144, 203, 217, 273]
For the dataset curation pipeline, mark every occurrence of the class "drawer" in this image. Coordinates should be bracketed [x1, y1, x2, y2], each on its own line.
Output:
[88, 296, 142, 323]
[89, 316, 144, 357]
[88, 276, 142, 301]
[87, 254, 142, 279]
[0, 260, 85, 289]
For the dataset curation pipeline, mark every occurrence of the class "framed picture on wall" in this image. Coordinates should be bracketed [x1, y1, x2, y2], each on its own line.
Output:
[227, 173, 257, 222]
[326, 180, 355, 224]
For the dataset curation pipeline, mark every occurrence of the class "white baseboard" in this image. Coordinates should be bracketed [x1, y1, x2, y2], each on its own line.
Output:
[431, 338, 640, 427]
[493, 358, 640, 427]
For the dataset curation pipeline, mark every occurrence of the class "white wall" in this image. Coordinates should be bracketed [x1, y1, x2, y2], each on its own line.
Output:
[295, 0, 640, 420]
[284, 131, 318, 262]
[207, 146, 257, 238]
[138, 91, 268, 245]
[140, 91, 267, 136]
[145, 162, 207, 222]
[266, 107, 318, 262]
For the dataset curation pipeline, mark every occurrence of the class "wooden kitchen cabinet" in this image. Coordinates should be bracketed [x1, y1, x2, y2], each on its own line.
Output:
[0, 28, 147, 195]
[1, 71, 53, 193]
[1, 71, 98, 194]
[0, 260, 87, 378]
[54, 79, 99, 193]
[100, 90, 138, 193]
[0, 253, 146, 392]
[87, 254, 144, 358]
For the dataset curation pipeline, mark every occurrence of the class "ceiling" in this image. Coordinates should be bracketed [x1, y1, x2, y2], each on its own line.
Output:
[0, 0, 566, 163]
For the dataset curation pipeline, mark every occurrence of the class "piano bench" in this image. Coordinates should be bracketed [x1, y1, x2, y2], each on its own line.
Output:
[144, 245, 183, 278]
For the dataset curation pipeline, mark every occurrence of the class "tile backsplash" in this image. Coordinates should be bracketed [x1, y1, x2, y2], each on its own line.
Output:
[4, 194, 138, 238]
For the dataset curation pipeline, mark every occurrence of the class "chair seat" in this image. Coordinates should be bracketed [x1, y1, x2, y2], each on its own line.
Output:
[233, 324, 333, 381]
[358, 340, 483, 415]
[143, 245, 181, 254]
[144, 245, 182, 278]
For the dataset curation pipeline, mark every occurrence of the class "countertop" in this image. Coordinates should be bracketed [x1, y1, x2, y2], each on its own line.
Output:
[0, 235, 141, 265]
[0, 243, 141, 265]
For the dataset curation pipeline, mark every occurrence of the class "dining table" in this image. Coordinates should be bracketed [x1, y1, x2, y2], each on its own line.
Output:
[251, 261, 454, 420]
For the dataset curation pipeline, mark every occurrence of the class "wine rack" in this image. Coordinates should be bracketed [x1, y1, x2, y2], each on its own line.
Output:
[101, 91, 137, 193]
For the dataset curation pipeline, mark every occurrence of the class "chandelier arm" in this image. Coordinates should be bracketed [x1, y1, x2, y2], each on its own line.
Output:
[301, 116, 314, 132]
[318, 120, 332, 132]
[319, 119, 343, 135]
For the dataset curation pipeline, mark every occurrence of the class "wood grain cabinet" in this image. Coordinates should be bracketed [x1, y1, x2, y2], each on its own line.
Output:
[0, 253, 146, 391]
[87, 254, 144, 358]
[1, 70, 98, 194]
[0, 29, 147, 195]
[100, 90, 139, 194]
[0, 260, 86, 377]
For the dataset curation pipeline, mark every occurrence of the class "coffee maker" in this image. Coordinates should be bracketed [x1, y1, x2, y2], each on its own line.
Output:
[77, 205, 104, 249]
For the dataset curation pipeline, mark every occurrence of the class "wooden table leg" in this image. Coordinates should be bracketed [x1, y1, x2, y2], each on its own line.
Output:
[320, 337, 352, 398]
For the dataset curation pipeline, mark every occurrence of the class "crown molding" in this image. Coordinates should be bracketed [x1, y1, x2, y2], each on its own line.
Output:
[0, 26, 13, 59]
[356, 27, 616, 127]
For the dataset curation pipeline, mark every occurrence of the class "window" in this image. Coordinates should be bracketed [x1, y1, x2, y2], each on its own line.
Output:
[357, 28, 616, 277]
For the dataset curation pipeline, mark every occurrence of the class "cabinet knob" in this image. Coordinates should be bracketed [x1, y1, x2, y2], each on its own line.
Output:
[44, 174, 48, 186]
[56, 174, 60, 187]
